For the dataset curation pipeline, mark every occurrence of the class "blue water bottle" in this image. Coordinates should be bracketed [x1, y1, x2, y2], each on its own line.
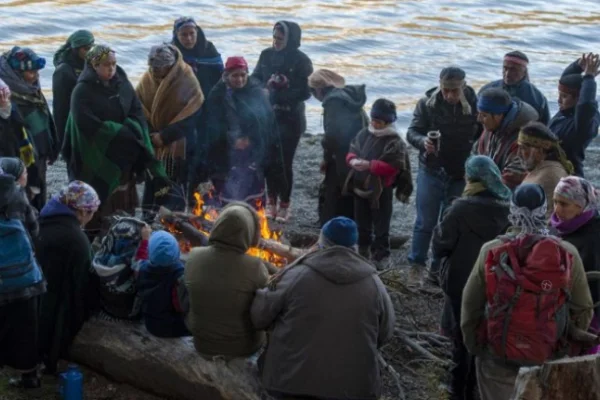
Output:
[59, 364, 83, 400]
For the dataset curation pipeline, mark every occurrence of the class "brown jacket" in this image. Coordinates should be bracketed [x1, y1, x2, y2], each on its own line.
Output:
[522, 160, 569, 218]
[251, 246, 395, 399]
[461, 235, 593, 359]
[184, 202, 269, 358]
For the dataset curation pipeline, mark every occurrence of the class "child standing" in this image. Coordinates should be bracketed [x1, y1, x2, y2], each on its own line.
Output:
[136, 228, 190, 338]
[345, 99, 409, 270]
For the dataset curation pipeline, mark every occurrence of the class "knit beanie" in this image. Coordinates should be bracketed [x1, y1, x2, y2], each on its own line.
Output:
[224, 56, 248, 72]
[319, 217, 358, 248]
[7, 46, 46, 71]
[370, 99, 397, 123]
[0, 157, 24, 180]
[559, 74, 583, 96]
[477, 88, 512, 115]
[513, 183, 546, 210]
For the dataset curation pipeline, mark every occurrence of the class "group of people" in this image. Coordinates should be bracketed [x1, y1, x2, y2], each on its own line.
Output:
[1, 16, 600, 400]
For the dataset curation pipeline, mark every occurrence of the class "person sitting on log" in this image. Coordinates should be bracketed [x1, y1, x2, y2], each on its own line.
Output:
[0, 166, 46, 389]
[251, 216, 395, 400]
[432, 155, 511, 400]
[136, 227, 190, 338]
[35, 180, 101, 375]
[136, 43, 204, 215]
[344, 98, 410, 271]
[461, 183, 593, 400]
[518, 122, 573, 217]
[184, 202, 270, 364]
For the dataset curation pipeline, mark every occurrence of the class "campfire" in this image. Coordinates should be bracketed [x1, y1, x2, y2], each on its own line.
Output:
[159, 192, 288, 267]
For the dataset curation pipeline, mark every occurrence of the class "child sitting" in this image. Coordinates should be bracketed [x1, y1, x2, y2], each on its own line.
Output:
[136, 227, 190, 338]
[344, 99, 410, 270]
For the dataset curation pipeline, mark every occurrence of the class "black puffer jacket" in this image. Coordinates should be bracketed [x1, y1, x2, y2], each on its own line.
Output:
[432, 194, 510, 301]
[558, 213, 600, 316]
[407, 86, 479, 179]
[321, 85, 368, 185]
[52, 50, 85, 148]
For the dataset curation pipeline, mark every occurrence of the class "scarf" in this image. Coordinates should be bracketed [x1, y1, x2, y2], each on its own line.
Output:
[550, 209, 596, 235]
[53, 30, 94, 67]
[0, 55, 41, 96]
[426, 80, 472, 115]
[462, 181, 486, 197]
[136, 47, 204, 160]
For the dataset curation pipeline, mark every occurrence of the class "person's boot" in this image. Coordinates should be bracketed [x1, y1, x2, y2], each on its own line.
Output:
[9, 370, 40, 389]
[275, 202, 291, 223]
[358, 246, 371, 260]
[265, 198, 277, 220]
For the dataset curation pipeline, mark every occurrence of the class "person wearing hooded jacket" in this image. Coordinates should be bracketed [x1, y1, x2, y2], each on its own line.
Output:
[136, 229, 190, 338]
[473, 88, 538, 190]
[406, 67, 479, 283]
[201, 56, 281, 206]
[0, 46, 59, 211]
[251, 216, 395, 400]
[479, 51, 550, 124]
[52, 30, 95, 150]
[252, 21, 314, 222]
[184, 202, 270, 359]
[549, 53, 600, 178]
[34, 181, 100, 374]
[432, 155, 511, 400]
[172, 17, 224, 99]
[308, 69, 368, 226]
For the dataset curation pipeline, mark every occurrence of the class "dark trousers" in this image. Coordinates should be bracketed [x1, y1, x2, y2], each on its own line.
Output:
[0, 296, 39, 371]
[448, 297, 477, 400]
[354, 186, 393, 261]
[267, 110, 306, 204]
[27, 157, 47, 212]
[319, 160, 354, 227]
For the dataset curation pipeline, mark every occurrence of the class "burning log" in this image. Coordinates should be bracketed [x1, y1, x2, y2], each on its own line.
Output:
[158, 207, 208, 248]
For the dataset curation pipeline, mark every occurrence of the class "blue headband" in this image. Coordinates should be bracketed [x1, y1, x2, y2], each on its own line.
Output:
[477, 97, 512, 115]
[370, 110, 397, 123]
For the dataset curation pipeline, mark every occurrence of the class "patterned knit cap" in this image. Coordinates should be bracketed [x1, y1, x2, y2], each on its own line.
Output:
[6, 46, 46, 71]
[173, 17, 197, 33]
[85, 44, 114, 66]
[148, 44, 177, 69]
[554, 176, 599, 212]
[509, 183, 549, 236]
[58, 180, 101, 211]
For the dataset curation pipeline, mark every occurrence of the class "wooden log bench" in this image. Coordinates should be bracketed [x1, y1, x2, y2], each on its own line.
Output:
[70, 318, 263, 400]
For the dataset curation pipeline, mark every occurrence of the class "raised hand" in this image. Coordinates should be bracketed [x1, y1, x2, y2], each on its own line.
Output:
[584, 53, 600, 77]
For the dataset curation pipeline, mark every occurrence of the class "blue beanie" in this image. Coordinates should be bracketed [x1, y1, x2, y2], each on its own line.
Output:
[370, 98, 397, 123]
[512, 183, 546, 210]
[320, 217, 358, 248]
[148, 230, 181, 267]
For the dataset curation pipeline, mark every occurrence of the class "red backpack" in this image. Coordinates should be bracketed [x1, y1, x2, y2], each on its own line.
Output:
[481, 234, 573, 365]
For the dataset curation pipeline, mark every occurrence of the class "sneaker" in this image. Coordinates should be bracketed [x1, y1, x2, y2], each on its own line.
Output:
[265, 199, 277, 219]
[275, 203, 290, 223]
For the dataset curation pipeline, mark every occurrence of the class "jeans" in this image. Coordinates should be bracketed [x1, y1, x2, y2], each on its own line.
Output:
[408, 166, 465, 266]
[354, 186, 394, 261]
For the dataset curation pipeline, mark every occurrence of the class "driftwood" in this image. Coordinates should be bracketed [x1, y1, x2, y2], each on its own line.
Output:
[511, 354, 600, 400]
[70, 318, 264, 400]
[157, 207, 208, 247]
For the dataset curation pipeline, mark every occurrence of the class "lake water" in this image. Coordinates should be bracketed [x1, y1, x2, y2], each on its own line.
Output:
[1, 0, 600, 134]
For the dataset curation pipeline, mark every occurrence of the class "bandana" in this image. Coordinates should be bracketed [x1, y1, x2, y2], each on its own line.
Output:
[554, 176, 598, 212]
[477, 96, 512, 115]
[148, 44, 177, 69]
[173, 17, 197, 33]
[58, 180, 101, 211]
[86, 44, 114, 66]
[6, 46, 46, 71]
[504, 55, 529, 67]
[517, 131, 574, 174]
[53, 30, 95, 67]
[463, 155, 512, 200]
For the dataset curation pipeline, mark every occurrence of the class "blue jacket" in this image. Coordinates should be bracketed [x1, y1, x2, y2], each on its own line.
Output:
[480, 78, 550, 124]
[137, 231, 190, 338]
[549, 62, 600, 178]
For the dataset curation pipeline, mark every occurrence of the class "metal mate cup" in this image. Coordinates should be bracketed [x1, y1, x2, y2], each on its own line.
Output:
[427, 131, 441, 153]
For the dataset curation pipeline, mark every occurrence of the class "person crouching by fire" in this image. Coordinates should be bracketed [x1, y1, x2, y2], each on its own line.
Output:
[251, 217, 395, 400]
[197, 56, 282, 209]
[184, 202, 270, 365]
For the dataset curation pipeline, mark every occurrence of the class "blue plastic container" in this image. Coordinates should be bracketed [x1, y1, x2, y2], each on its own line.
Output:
[59, 364, 83, 400]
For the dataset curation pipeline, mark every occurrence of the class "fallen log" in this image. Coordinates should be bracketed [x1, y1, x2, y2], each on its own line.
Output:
[70, 318, 264, 400]
[511, 354, 600, 400]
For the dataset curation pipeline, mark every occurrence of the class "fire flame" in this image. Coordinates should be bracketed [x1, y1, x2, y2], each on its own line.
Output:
[167, 192, 286, 266]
